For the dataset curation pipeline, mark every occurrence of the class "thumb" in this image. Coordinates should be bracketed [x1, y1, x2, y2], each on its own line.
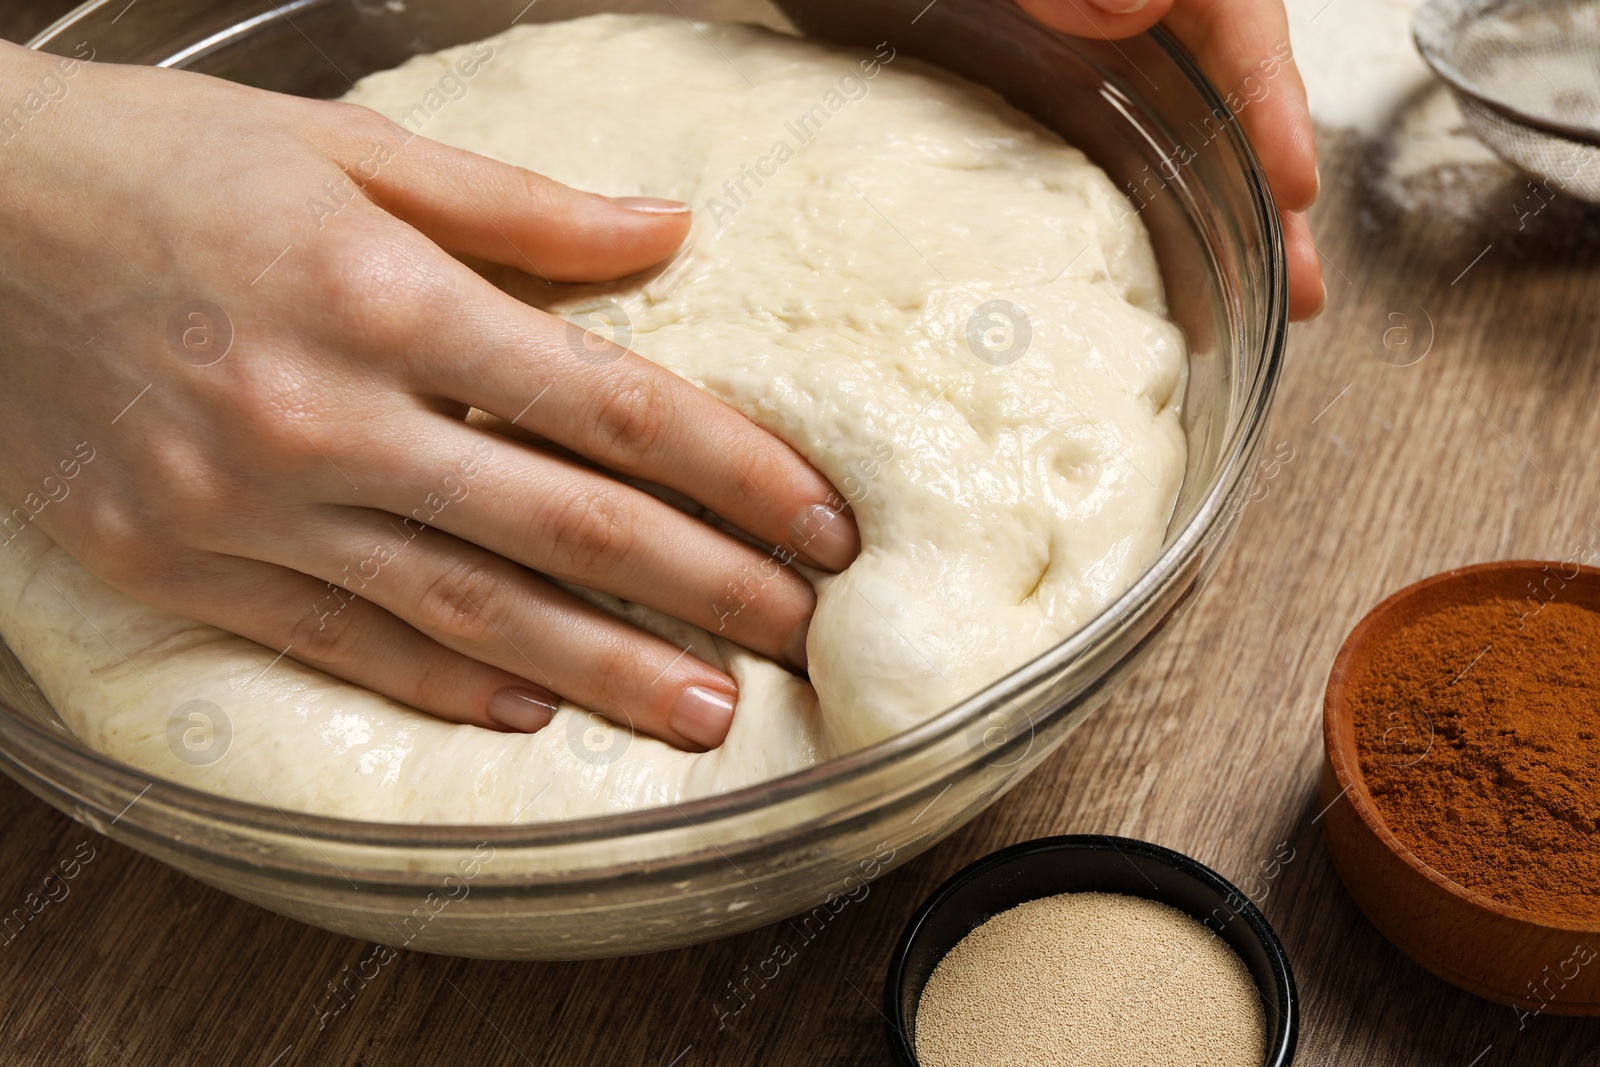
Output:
[1015, 0, 1178, 39]
[340, 118, 691, 283]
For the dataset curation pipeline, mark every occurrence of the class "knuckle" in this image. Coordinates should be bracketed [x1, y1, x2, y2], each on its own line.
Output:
[304, 232, 444, 347]
[415, 560, 513, 645]
[226, 362, 323, 456]
[218, 362, 365, 483]
[738, 446, 798, 510]
[73, 499, 165, 590]
[406, 654, 471, 719]
[585, 642, 648, 722]
[302, 231, 379, 302]
[326, 99, 396, 139]
[73, 496, 141, 559]
[143, 440, 241, 528]
[540, 488, 634, 581]
[286, 598, 368, 665]
[590, 378, 673, 470]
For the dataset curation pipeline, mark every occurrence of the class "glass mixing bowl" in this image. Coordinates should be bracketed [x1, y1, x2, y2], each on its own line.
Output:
[9, 0, 1286, 959]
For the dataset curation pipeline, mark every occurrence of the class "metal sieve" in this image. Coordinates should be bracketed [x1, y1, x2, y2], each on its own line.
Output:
[1414, 0, 1600, 202]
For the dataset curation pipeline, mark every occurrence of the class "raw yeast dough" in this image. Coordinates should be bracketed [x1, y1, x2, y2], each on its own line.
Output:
[0, 16, 1185, 822]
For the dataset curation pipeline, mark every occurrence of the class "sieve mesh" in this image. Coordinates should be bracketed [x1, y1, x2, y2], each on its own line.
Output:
[1414, 0, 1600, 202]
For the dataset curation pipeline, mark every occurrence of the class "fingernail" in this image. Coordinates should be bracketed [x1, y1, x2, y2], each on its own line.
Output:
[787, 503, 861, 572]
[1086, 0, 1148, 12]
[670, 685, 736, 750]
[1307, 278, 1329, 320]
[785, 616, 811, 671]
[488, 686, 559, 732]
[1312, 164, 1322, 202]
[609, 196, 691, 216]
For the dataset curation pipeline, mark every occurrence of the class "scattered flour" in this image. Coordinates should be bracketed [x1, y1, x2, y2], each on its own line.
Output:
[1285, 0, 1513, 210]
[1286, 0, 1436, 135]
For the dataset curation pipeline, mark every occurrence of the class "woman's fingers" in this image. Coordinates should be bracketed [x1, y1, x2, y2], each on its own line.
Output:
[1019, 0, 1323, 319]
[343, 425, 818, 670]
[1282, 208, 1325, 319]
[412, 296, 861, 573]
[262, 508, 743, 750]
[1016, 0, 1180, 39]
[311, 105, 861, 570]
[1022, 0, 1316, 210]
[143, 550, 562, 733]
[328, 105, 691, 282]
[1161, 0, 1318, 212]
[1156, 0, 1324, 318]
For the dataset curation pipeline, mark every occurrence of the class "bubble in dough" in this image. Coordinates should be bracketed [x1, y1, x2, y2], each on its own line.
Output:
[0, 15, 1186, 823]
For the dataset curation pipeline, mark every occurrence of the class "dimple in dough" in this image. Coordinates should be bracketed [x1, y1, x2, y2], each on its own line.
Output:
[0, 16, 1186, 823]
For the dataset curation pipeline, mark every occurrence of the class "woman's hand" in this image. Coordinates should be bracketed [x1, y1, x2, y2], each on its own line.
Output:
[1020, 0, 1325, 320]
[0, 42, 858, 751]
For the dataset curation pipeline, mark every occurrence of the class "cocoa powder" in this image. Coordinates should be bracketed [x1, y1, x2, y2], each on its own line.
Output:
[1351, 597, 1600, 924]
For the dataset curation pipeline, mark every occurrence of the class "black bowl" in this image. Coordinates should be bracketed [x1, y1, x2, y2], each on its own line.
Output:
[884, 835, 1297, 1066]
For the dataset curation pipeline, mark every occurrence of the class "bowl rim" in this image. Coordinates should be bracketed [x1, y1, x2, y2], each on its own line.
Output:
[12, 4, 1288, 852]
[880, 833, 1299, 1067]
[1322, 559, 1600, 935]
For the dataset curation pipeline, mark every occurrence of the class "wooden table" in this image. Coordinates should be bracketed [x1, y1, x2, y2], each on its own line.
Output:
[5, 5, 1600, 1063]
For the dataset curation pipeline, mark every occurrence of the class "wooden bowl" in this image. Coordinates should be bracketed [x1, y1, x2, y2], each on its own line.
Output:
[1321, 561, 1600, 1016]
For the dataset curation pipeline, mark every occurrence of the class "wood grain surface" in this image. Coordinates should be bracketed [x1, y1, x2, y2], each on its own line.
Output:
[4, 4, 1600, 1064]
